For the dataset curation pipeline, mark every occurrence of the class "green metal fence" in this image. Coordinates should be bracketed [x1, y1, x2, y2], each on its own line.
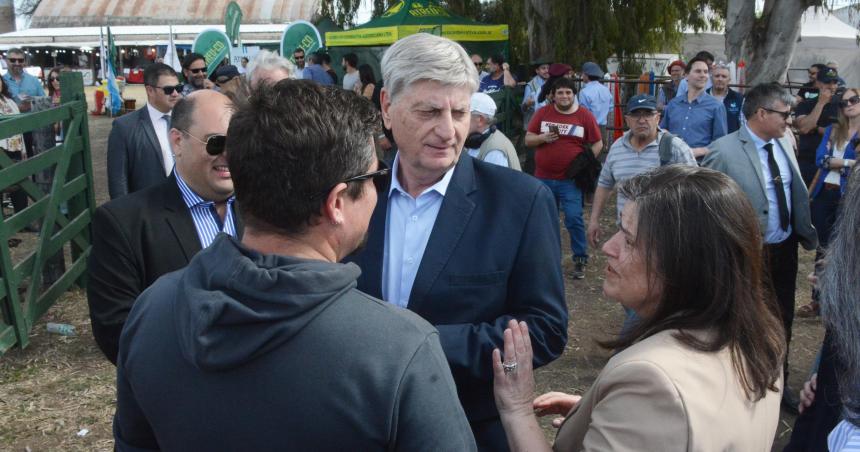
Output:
[0, 71, 95, 355]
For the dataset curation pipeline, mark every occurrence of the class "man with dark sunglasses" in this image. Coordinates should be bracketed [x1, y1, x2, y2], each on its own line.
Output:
[89, 90, 242, 365]
[181, 52, 215, 96]
[2, 48, 45, 112]
[107, 63, 181, 199]
[795, 67, 841, 185]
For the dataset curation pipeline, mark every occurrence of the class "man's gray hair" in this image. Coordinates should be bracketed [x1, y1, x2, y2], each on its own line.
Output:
[247, 50, 295, 82]
[741, 82, 795, 119]
[7, 48, 24, 58]
[821, 169, 860, 427]
[381, 33, 478, 102]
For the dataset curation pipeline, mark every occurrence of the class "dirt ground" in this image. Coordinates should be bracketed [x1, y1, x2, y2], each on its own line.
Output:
[0, 86, 824, 450]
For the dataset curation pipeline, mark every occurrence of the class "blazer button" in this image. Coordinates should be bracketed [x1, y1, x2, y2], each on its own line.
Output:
[763, 210, 768, 214]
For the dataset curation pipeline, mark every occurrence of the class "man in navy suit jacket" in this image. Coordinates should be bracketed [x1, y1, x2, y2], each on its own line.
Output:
[107, 63, 182, 199]
[348, 33, 568, 451]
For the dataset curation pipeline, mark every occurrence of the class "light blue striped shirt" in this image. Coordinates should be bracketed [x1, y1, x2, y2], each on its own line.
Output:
[382, 154, 455, 308]
[830, 420, 860, 451]
[175, 170, 237, 248]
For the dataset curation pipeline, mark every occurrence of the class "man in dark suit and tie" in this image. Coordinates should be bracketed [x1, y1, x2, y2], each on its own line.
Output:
[88, 90, 241, 364]
[348, 33, 568, 451]
[703, 82, 817, 412]
[107, 63, 182, 199]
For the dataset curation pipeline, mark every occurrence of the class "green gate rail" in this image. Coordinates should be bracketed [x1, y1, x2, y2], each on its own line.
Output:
[0, 71, 96, 355]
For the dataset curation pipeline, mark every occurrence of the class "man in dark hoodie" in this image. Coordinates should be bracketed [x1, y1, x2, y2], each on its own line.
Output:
[113, 80, 477, 451]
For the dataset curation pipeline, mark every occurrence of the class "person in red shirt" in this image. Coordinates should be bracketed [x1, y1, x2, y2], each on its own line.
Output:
[525, 77, 602, 279]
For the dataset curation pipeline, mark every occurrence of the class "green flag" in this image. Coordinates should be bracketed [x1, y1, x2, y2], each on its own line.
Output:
[225, 1, 243, 47]
[106, 26, 118, 68]
[192, 29, 232, 77]
[280, 20, 322, 66]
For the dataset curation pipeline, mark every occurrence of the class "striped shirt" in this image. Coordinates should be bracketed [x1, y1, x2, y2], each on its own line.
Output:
[829, 420, 860, 451]
[175, 170, 238, 248]
[598, 129, 697, 220]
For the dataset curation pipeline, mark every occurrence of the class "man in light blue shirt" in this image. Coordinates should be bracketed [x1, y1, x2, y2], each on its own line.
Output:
[660, 56, 727, 158]
[673, 50, 714, 101]
[301, 51, 333, 85]
[3, 48, 45, 111]
[349, 33, 567, 451]
[578, 61, 613, 146]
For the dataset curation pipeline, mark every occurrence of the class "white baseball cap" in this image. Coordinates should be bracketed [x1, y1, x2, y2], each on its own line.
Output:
[470, 92, 497, 118]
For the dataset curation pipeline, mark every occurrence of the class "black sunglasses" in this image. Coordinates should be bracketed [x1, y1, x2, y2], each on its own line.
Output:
[150, 84, 184, 95]
[840, 95, 860, 109]
[180, 130, 227, 156]
[49, 77, 59, 82]
[7, 58, 23, 63]
[761, 107, 791, 120]
[319, 166, 389, 199]
[188, 67, 206, 74]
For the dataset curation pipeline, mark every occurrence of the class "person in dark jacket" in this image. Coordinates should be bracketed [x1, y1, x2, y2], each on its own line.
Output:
[113, 80, 476, 452]
[707, 63, 744, 134]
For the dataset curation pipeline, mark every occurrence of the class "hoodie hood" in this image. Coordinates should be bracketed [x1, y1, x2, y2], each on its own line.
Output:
[174, 235, 361, 371]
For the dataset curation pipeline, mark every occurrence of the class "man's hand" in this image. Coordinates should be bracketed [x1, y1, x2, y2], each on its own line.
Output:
[502, 63, 510, 72]
[691, 147, 709, 158]
[524, 97, 535, 108]
[203, 79, 215, 90]
[587, 221, 601, 248]
[543, 131, 559, 143]
[533, 391, 582, 428]
[818, 87, 835, 105]
[798, 373, 817, 414]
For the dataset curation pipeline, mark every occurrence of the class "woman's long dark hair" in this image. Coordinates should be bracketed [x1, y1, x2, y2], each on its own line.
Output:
[357, 64, 376, 88]
[602, 165, 786, 401]
[46, 67, 62, 97]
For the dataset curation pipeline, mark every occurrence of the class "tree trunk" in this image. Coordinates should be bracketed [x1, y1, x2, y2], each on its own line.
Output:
[0, 0, 14, 34]
[726, 0, 824, 85]
[724, 0, 754, 63]
[524, 0, 552, 62]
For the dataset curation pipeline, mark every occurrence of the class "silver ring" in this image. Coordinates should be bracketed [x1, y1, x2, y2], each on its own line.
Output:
[502, 361, 518, 374]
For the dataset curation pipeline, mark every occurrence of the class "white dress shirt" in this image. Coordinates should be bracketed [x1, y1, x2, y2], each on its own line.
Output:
[382, 154, 456, 308]
[146, 102, 174, 175]
[745, 124, 793, 244]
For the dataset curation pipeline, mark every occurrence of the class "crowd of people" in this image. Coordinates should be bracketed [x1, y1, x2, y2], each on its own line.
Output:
[0, 30, 851, 451]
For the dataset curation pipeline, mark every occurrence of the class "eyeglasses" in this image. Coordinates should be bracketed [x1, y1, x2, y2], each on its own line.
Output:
[474, 62, 483, 67]
[761, 107, 791, 120]
[150, 84, 184, 95]
[294, 55, 305, 60]
[180, 130, 227, 156]
[188, 67, 206, 74]
[49, 77, 59, 82]
[7, 58, 23, 63]
[320, 166, 389, 198]
[839, 95, 860, 108]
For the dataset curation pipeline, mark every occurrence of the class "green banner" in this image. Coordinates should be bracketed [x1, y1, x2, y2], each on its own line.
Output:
[280, 20, 323, 66]
[192, 29, 232, 77]
[225, 1, 243, 47]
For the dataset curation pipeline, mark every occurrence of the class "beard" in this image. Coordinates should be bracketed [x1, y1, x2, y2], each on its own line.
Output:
[191, 75, 206, 88]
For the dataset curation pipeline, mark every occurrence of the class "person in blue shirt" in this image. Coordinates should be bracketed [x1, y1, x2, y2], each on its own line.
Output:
[661, 56, 727, 158]
[479, 54, 515, 93]
[578, 61, 613, 146]
[301, 51, 334, 86]
[673, 50, 714, 101]
[3, 48, 45, 112]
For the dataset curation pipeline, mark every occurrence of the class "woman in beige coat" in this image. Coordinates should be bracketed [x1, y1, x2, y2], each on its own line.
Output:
[493, 165, 786, 451]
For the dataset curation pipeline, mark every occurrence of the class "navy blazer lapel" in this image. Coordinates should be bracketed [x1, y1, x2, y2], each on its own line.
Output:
[138, 107, 166, 170]
[161, 175, 202, 261]
[408, 156, 477, 310]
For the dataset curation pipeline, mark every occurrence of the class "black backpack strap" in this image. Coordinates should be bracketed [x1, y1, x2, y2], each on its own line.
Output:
[659, 131, 675, 166]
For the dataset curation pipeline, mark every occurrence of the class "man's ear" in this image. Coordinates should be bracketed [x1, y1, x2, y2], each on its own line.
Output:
[380, 88, 393, 129]
[321, 182, 348, 226]
[169, 129, 183, 158]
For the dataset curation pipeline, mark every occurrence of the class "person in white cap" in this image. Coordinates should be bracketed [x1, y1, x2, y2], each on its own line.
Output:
[465, 92, 522, 170]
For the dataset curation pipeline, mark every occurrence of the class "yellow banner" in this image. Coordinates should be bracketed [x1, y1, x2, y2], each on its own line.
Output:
[325, 27, 400, 46]
[326, 24, 509, 46]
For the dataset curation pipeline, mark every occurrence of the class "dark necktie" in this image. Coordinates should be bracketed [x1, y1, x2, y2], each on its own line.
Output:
[764, 142, 790, 231]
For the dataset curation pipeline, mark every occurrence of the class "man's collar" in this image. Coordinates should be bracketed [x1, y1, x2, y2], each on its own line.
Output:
[744, 123, 775, 148]
[389, 152, 456, 198]
[146, 102, 170, 117]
